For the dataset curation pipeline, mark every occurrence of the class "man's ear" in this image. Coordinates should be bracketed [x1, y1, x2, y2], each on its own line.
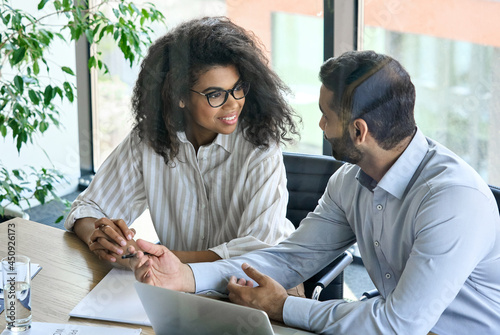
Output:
[352, 119, 368, 143]
[179, 100, 185, 108]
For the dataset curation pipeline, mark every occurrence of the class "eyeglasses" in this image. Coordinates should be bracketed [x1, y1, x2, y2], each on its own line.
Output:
[190, 81, 250, 108]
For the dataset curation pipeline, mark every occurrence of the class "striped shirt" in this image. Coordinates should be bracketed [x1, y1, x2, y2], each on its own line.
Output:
[64, 128, 295, 258]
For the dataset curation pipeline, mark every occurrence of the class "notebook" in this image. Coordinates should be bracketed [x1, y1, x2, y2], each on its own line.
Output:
[69, 268, 151, 326]
[134, 281, 314, 335]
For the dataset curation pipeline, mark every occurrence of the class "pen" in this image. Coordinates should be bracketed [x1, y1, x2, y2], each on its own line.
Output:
[121, 252, 152, 259]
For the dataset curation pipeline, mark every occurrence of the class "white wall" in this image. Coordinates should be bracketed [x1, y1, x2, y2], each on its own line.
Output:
[1, 0, 80, 210]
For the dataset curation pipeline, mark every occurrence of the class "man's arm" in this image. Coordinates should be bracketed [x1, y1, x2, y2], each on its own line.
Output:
[282, 186, 498, 334]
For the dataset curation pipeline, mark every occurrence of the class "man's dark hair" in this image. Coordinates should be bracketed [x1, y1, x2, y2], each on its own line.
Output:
[132, 16, 299, 163]
[319, 50, 416, 150]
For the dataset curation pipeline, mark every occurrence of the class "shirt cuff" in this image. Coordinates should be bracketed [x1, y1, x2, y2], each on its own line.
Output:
[64, 207, 107, 231]
[208, 243, 230, 259]
[188, 262, 229, 294]
[282, 296, 316, 330]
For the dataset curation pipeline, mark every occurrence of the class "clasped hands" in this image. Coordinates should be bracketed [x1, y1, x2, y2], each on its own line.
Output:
[88, 218, 138, 263]
[127, 239, 289, 322]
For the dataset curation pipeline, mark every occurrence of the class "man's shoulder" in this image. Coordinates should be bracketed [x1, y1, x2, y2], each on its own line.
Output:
[329, 163, 361, 188]
[418, 138, 489, 195]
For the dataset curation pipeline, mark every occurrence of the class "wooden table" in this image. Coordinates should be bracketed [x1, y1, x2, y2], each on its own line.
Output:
[0, 218, 153, 334]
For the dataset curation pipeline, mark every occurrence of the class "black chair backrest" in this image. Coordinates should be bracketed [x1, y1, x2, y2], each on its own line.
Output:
[283, 152, 345, 300]
[284, 152, 344, 228]
[489, 185, 500, 213]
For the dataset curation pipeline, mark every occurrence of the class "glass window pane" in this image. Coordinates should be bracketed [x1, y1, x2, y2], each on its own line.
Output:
[271, 12, 324, 153]
[362, 0, 500, 184]
[92, 0, 324, 169]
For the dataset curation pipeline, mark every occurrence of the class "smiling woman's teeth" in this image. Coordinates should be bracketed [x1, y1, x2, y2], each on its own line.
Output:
[221, 115, 236, 121]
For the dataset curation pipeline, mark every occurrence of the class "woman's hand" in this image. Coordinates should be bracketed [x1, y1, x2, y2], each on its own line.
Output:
[87, 218, 136, 262]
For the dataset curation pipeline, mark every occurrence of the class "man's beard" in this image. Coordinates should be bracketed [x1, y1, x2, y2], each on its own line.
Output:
[324, 130, 363, 164]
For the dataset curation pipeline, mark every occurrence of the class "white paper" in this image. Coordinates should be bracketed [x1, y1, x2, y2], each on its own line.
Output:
[69, 268, 151, 326]
[1, 322, 141, 335]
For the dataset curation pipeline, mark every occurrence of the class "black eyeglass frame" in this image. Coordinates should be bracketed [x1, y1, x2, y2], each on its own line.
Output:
[190, 81, 250, 108]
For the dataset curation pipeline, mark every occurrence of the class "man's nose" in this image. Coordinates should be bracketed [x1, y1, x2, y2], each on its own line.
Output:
[319, 117, 326, 131]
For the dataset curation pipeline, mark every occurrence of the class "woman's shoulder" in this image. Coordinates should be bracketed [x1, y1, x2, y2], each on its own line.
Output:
[228, 128, 281, 159]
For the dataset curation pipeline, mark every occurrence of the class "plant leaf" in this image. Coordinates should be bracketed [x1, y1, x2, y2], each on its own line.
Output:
[63, 82, 74, 102]
[14, 75, 24, 94]
[0, 124, 7, 138]
[88, 56, 96, 68]
[39, 121, 49, 132]
[61, 66, 75, 75]
[12, 46, 26, 66]
[28, 89, 40, 105]
[43, 85, 54, 105]
[38, 0, 50, 10]
[33, 60, 40, 75]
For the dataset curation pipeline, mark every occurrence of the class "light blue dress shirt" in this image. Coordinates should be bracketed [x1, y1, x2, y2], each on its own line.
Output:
[190, 129, 500, 334]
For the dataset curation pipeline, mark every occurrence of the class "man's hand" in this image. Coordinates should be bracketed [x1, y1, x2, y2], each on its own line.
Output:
[128, 239, 196, 293]
[227, 263, 288, 322]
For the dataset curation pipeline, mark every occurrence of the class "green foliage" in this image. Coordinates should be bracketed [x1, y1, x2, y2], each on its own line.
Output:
[0, 0, 165, 221]
[0, 162, 70, 222]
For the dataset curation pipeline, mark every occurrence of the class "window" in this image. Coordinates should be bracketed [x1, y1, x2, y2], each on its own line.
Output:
[361, 0, 500, 184]
[90, 0, 324, 170]
[272, 11, 324, 153]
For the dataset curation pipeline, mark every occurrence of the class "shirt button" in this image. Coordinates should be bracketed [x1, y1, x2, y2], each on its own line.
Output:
[385, 273, 391, 279]
[374, 241, 380, 247]
[376, 204, 383, 210]
[201, 236, 205, 240]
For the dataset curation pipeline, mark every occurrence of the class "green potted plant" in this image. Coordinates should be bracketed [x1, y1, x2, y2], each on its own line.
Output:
[0, 0, 165, 222]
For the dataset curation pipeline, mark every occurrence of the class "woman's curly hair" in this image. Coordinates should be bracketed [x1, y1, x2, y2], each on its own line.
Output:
[131, 16, 300, 163]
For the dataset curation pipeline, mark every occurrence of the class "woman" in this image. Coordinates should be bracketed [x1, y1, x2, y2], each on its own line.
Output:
[64, 16, 300, 267]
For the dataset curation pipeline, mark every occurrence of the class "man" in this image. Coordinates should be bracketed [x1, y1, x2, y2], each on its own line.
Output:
[129, 50, 500, 334]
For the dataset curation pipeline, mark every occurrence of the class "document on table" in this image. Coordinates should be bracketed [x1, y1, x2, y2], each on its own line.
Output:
[0, 322, 141, 334]
[0, 263, 42, 314]
[69, 268, 151, 326]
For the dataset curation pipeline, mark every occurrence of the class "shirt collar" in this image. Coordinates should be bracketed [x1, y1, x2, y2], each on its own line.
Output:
[357, 128, 429, 199]
[177, 130, 235, 154]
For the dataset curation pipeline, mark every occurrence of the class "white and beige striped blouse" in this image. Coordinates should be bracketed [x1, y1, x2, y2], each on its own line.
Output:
[64, 128, 295, 258]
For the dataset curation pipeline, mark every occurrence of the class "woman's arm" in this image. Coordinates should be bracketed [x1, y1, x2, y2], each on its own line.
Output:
[172, 250, 221, 263]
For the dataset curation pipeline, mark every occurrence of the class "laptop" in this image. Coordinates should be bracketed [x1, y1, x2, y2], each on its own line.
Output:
[134, 282, 314, 335]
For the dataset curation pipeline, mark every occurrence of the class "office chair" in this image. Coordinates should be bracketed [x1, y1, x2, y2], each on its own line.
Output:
[359, 184, 500, 301]
[283, 152, 353, 301]
[488, 185, 500, 211]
